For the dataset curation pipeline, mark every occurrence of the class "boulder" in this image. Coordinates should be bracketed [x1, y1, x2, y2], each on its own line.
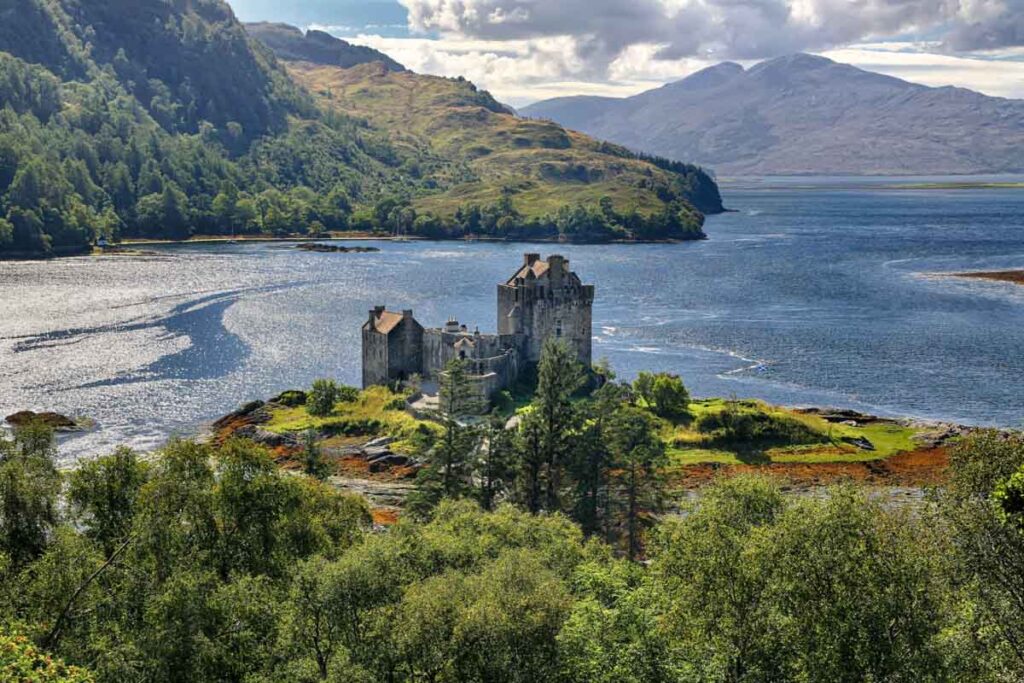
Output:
[211, 400, 268, 430]
[240, 427, 298, 448]
[841, 435, 875, 451]
[363, 446, 393, 458]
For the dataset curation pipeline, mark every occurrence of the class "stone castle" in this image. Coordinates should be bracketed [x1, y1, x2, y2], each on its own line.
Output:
[362, 254, 594, 398]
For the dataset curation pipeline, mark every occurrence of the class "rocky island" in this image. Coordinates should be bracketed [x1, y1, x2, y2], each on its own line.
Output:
[296, 243, 381, 254]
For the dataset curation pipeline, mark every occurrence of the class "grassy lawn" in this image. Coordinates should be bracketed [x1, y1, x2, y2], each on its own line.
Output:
[264, 386, 439, 452]
[662, 399, 922, 467]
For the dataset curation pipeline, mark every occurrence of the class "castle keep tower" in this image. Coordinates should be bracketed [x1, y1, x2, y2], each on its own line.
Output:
[498, 253, 595, 367]
[362, 306, 423, 388]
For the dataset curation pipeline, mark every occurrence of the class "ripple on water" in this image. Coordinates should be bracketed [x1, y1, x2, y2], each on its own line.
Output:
[2, 182, 1024, 460]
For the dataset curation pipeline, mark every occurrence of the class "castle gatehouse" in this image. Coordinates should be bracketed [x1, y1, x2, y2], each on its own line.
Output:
[362, 253, 595, 398]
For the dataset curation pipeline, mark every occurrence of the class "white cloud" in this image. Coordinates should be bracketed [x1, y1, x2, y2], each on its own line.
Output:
[820, 43, 1024, 98]
[348, 32, 1024, 104]
[395, 0, 994, 68]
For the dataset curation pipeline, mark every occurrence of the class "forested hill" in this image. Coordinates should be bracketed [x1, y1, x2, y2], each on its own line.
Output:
[0, 0, 309, 143]
[244, 22, 407, 73]
[0, 0, 722, 258]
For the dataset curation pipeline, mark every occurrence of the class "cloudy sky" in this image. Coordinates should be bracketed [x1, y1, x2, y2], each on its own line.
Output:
[231, 0, 1024, 106]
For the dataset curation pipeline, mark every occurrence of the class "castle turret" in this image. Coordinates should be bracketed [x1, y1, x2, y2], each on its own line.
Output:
[497, 253, 594, 367]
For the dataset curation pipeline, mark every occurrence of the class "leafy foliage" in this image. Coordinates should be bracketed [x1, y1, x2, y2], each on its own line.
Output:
[0, 631, 93, 682]
[1, 418, 1024, 681]
[307, 379, 342, 417]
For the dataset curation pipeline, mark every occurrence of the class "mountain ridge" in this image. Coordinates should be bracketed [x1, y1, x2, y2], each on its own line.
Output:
[523, 54, 1024, 175]
[244, 22, 406, 72]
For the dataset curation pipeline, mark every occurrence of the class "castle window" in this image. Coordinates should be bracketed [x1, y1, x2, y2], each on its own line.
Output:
[556, 320, 563, 338]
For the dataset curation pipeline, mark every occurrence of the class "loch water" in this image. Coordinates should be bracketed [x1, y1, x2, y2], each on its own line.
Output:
[2, 176, 1024, 462]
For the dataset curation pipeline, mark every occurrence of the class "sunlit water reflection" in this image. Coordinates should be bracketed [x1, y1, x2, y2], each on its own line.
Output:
[2, 178, 1023, 463]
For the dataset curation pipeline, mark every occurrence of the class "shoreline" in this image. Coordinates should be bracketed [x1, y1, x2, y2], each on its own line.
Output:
[121, 232, 705, 248]
[1, 232, 706, 261]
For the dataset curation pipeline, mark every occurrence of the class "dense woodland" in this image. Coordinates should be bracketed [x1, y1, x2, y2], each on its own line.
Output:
[2, 341, 1024, 682]
[0, 0, 721, 257]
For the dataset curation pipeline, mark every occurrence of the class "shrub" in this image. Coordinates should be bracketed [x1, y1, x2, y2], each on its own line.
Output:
[384, 397, 408, 411]
[0, 632, 93, 682]
[307, 379, 341, 417]
[696, 404, 825, 446]
[274, 390, 308, 407]
[650, 374, 690, 418]
[995, 465, 1024, 531]
[337, 385, 360, 403]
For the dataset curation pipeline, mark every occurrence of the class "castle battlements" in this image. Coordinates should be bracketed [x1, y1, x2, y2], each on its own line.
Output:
[362, 253, 594, 399]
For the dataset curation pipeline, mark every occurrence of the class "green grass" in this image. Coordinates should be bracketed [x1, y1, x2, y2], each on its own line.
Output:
[264, 386, 440, 452]
[261, 387, 923, 468]
[661, 399, 922, 467]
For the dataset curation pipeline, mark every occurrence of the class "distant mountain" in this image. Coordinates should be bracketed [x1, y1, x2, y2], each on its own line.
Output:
[244, 22, 406, 72]
[522, 54, 1024, 175]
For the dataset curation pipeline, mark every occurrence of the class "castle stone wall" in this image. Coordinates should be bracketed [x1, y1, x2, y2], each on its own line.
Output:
[362, 328, 389, 388]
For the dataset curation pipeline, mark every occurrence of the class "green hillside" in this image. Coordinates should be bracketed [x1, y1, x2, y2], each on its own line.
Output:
[0, 1, 722, 257]
[286, 59, 722, 240]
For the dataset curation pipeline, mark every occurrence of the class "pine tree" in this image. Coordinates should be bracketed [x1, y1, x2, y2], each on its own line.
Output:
[533, 339, 585, 512]
[410, 359, 485, 515]
[301, 430, 329, 481]
[474, 416, 516, 511]
[606, 406, 666, 560]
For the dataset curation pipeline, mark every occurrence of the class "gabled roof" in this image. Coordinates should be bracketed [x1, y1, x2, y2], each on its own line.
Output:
[366, 310, 404, 334]
[507, 259, 549, 284]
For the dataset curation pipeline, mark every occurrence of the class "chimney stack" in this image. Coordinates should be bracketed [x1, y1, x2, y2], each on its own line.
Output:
[524, 253, 540, 266]
[548, 254, 565, 284]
